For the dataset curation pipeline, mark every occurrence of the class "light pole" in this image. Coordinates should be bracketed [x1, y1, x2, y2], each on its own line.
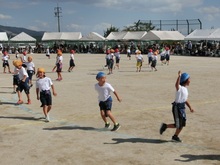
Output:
[54, 3, 62, 32]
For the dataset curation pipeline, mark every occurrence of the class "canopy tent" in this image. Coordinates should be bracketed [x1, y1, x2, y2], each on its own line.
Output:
[10, 32, 36, 42]
[106, 31, 147, 41]
[80, 32, 105, 41]
[0, 32, 8, 41]
[122, 31, 147, 40]
[141, 30, 185, 41]
[184, 29, 216, 41]
[209, 28, 220, 40]
[106, 31, 127, 40]
[42, 32, 82, 41]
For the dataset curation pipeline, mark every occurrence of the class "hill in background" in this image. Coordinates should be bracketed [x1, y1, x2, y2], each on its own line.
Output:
[0, 25, 45, 41]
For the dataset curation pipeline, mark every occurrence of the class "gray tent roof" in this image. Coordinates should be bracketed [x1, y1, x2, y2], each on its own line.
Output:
[184, 28, 220, 41]
[106, 31, 147, 41]
[10, 32, 36, 42]
[0, 32, 8, 41]
[80, 32, 105, 41]
[141, 30, 185, 41]
[42, 32, 82, 41]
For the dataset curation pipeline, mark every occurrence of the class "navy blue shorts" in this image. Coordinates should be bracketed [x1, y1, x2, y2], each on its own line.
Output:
[172, 102, 186, 129]
[16, 78, 30, 94]
[40, 90, 52, 106]
[99, 97, 113, 117]
[27, 70, 34, 80]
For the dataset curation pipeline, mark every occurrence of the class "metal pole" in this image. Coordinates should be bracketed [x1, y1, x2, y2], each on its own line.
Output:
[54, 3, 62, 32]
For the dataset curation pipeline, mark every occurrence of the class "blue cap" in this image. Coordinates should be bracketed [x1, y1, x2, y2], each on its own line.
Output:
[96, 72, 105, 79]
[180, 73, 190, 84]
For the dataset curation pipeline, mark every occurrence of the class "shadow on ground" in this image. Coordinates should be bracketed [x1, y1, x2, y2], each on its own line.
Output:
[175, 154, 220, 162]
[104, 138, 169, 144]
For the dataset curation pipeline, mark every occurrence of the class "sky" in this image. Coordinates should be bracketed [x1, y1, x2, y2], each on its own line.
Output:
[0, 0, 220, 36]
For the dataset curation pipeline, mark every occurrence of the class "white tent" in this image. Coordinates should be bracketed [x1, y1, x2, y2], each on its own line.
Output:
[209, 28, 220, 40]
[42, 32, 82, 41]
[106, 31, 147, 41]
[184, 29, 216, 41]
[141, 30, 185, 41]
[123, 31, 147, 40]
[10, 32, 36, 42]
[0, 32, 8, 41]
[80, 32, 105, 41]
[106, 31, 127, 40]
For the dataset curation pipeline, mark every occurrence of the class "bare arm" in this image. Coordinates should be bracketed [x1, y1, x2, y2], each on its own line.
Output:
[36, 88, 40, 100]
[113, 91, 122, 102]
[175, 70, 181, 91]
[51, 84, 57, 96]
[186, 100, 194, 112]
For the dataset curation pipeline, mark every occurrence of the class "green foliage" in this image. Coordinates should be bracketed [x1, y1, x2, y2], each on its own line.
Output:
[103, 25, 119, 37]
[122, 21, 155, 32]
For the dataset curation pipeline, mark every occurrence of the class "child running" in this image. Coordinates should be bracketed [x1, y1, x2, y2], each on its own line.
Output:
[114, 48, 120, 69]
[13, 60, 31, 104]
[25, 56, 35, 87]
[151, 51, 158, 71]
[2, 51, 11, 73]
[12, 60, 19, 94]
[95, 72, 122, 131]
[136, 50, 144, 72]
[107, 49, 114, 75]
[36, 68, 57, 122]
[56, 50, 63, 81]
[160, 70, 194, 142]
[68, 49, 75, 72]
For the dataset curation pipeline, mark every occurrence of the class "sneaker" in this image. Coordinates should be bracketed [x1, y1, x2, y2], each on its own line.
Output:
[45, 115, 50, 122]
[160, 123, 167, 135]
[111, 123, 121, 131]
[172, 135, 182, 142]
[105, 122, 111, 128]
[12, 91, 16, 94]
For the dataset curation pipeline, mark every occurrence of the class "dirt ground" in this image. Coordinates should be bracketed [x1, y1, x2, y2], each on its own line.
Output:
[0, 53, 219, 165]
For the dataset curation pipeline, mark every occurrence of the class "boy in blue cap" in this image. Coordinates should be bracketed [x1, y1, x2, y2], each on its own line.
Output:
[95, 72, 122, 131]
[160, 70, 194, 142]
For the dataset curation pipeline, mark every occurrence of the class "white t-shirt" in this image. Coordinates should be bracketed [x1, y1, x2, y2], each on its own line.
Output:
[18, 67, 29, 80]
[175, 85, 188, 103]
[2, 55, 9, 61]
[25, 62, 35, 71]
[70, 54, 74, 60]
[136, 54, 143, 61]
[36, 77, 53, 92]
[13, 67, 19, 75]
[58, 56, 63, 63]
[95, 82, 115, 102]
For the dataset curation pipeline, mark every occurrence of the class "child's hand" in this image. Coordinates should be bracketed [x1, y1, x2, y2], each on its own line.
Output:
[53, 92, 57, 96]
[178, 70, 182, 76]
[190, 108, 194, 112]
[118, 98, 122, 102]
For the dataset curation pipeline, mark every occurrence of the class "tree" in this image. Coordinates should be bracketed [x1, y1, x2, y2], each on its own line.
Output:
[123, 21, 155, 32]
[103, 25, 119, 37]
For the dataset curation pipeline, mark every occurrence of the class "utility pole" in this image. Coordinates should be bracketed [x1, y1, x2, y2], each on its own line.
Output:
[54, 3, 62, 32]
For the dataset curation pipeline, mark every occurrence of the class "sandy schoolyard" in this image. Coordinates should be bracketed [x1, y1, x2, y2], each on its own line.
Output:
[0, 53, 219, 165]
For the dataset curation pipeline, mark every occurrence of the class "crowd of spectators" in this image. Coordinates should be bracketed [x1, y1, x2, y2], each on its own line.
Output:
[1, 40, 220, 57]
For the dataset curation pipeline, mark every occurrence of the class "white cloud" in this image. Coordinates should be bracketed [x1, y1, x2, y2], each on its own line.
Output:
[66, 23, 85, 31]
[0, 14, 12, 20]
[195, 6, 220, 21]
[93, 22, 112, 32]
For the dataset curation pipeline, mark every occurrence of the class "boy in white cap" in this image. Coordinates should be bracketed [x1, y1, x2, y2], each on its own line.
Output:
[95, 72, 122, 131]
[160, 70, 194, 142]
[36, 68, 57, 122]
